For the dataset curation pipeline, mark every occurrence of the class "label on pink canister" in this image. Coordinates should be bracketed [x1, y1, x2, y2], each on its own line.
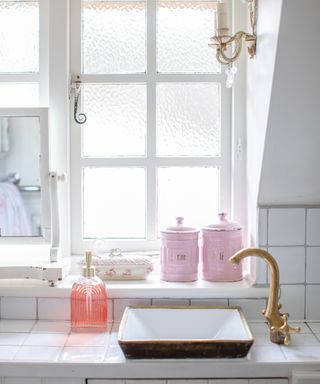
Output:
[161, 243, 199, 282]
[160, 217, 199, 282]
[168, 249, 190, 265]
[202, 221, 243, 282]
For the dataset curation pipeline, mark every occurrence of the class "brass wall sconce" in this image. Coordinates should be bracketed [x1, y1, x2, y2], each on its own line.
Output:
[209, 0, 258, 87]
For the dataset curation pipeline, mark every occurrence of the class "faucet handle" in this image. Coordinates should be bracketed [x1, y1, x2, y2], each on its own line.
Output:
[271, 313, 301, 345]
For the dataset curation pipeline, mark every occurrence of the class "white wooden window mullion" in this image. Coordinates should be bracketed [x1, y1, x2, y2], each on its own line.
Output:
[70, 0, 83, 253]
[0, 74, 40, 82]
[220, 81, 232, 214]
[80, 157, 223, 167]
[80, 73, 224, 83]
[39, 0, 49, 106]
[146, 0, 157, 241]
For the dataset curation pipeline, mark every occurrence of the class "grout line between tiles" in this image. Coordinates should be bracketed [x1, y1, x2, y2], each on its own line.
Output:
[265, 208, 269, 283]
[265, 244, 307, 248]
[259, 204, 320, 209]
[266, 209, 270, 284]
[36, 296, 39, 321]
[304, 208, 308, 320]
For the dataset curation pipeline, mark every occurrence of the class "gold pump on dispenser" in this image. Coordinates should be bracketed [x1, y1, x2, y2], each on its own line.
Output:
[83, 250, 95, 278]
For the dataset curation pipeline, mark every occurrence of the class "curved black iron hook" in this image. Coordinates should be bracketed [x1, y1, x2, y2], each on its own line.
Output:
[73, 78, 87, 125]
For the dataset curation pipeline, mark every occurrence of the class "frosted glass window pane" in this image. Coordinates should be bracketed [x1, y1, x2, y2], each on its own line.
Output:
[0, 1, 39, 73]
[83, 84, 146, 157]
[157, 167, 219, 231]
[82, 1, 146, 74]
[157, 1, 219, 73]
[83, 167, 146, 238]
[0, 83, 38, 106]
[157, 83, 220, 157]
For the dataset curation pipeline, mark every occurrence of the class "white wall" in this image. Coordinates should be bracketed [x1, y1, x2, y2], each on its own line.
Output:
[246, 0, 283, 242]
[258, 0, 320, 205]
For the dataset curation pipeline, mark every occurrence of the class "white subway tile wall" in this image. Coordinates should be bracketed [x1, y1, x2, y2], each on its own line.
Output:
[258, 207, 320, 320]
[167, 381, 208, 384]
[250, 381, 288, 384]
[113, 298, 151, 322]
[268, 208, 306, 246]
[3, 379, 42, 384]
[44, 380, 85, 384]
[277, 283, 305, 320]
[209, 381, 248, 384]
[128, 381, 166, 384]
[306, 247, 320, 283]
[190, 298, 229, 307]
[152, 298, 190, 306]
[0, 208, 318, 323]
[38, 298, 70, 321]
[258, 209, 268, 247]
[307, 209, 320, 246]
[255, 256, 268, 285]
[0, 298, 37, 320]
[228, 299, 267, 321]
[267, 247, 305, 284]
[306, 285, 320, 320]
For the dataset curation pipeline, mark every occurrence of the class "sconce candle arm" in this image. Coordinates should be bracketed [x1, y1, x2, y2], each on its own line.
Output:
[209, 0, 258, 77]
[210, 32, 245, 65]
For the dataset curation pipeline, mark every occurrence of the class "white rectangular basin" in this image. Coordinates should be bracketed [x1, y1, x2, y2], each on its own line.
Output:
[118, 306, 253, 359]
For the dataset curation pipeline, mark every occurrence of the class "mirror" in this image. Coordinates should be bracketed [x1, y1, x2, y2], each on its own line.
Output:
[0, 108, 50, 240]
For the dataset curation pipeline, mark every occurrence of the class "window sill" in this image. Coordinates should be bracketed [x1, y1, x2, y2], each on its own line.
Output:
[0, 273, 268, 299]
[0, 252, 269, 299]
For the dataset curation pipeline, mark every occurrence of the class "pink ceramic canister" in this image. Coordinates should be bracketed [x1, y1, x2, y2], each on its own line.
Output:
[160, 217, 200, 282]
[201, 213, 243, 282]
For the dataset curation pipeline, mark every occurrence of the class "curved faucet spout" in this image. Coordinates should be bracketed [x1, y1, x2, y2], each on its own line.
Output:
[229, 247, 300, 345]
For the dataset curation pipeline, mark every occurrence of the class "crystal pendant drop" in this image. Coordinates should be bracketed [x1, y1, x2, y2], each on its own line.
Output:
[225, 64, 238, 88]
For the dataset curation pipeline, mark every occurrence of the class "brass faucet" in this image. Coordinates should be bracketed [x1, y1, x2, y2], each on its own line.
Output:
[229, 247, 301, 345]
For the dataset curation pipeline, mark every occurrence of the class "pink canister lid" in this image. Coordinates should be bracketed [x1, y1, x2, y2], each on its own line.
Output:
[202, 212, 242, 232]
[161, 217, 199, 239]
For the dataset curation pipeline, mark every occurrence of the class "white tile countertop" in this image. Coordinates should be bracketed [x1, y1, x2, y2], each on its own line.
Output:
[1, 320, 320, 379]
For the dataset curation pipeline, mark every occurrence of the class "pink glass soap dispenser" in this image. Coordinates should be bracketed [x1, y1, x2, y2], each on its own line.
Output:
[71, 250, 108, 331]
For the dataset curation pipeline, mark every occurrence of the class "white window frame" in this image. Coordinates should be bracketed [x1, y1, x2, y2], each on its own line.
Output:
[70, 0, 233, 253]
[0, 0, 250, 286]
[0, 0, 50, 247]
[0, 107, 50, 245]
[0, 0, 49, 106]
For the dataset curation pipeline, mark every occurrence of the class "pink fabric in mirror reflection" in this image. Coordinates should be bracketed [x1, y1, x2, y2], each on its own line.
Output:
[0, 182, 31, 236]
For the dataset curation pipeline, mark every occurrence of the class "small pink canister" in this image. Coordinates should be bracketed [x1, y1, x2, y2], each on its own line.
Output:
[202, 213, 243, 282]
[160, 217, 199, 282]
